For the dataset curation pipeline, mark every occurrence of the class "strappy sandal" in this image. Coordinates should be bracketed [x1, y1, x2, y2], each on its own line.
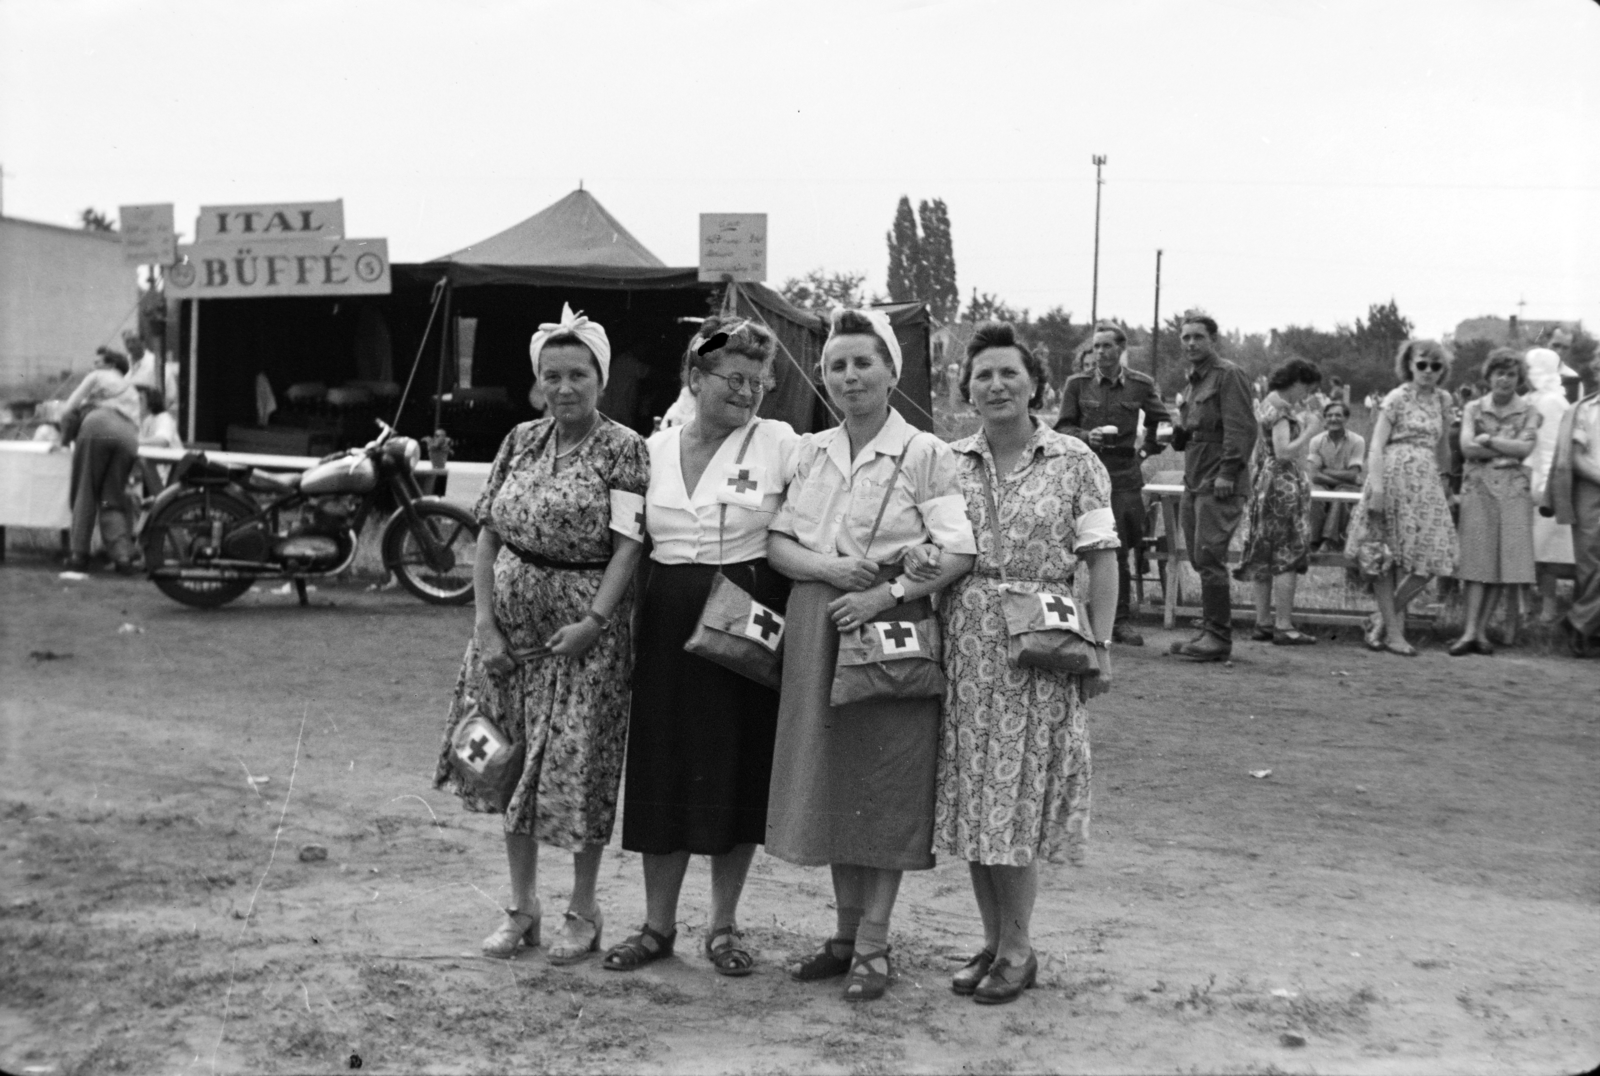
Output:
[1362, 613, 1384, 651]
[601, 923, 675, 971]
[546, 909, 603, 966]
[951, 948, 995, 996]
[788, 937, 854, 982]
[705, 926, 755, 978]
[481, 907, 540, 959]
[842, 945, 891, 1002]
[1384, 638, 1418, 658]
[1272, 629, 1317, 646]
[1249, 627, 1275, 642]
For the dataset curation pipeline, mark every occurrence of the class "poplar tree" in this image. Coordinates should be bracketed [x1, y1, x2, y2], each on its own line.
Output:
[917, 198, 958, 322]
[885, 196, 924, 304]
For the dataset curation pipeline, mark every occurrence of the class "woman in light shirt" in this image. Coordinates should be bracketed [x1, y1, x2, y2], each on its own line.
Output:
[765, 308, 977, 1003]
[59, 348, 143, 572]
[604, 317, 799, 976]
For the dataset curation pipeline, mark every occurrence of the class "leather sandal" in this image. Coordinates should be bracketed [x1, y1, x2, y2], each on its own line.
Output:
[1447, 636, 1476, 657]
[974, 950, 1038, 1005]
[1249, 627, 1275, 642]
[1384, 638, 1418, 657]
[1362, 613, 1384, 652]
[842, 945, 891, 1002]
[704, 926, 755, 977]
[481, 907, 540, 959]
[951, 948, 995, 996]
[1272, 629, 1317, 646]
[789, 937, 853, 981]
[546, 909, 603, 966]
[601, 923, 675, 971]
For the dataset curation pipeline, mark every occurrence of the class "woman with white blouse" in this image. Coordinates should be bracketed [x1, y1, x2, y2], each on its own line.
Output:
[765, 308, 977, 1002]
[604, 317, 800, 977]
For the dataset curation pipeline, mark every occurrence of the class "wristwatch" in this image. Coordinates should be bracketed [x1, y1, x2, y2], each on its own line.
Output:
[887, 578, 908, 603]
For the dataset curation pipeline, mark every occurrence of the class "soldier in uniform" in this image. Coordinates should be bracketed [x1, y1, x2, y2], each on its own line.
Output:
[1054, 322, 1170, 644]
[1168, 312, 1257, 661]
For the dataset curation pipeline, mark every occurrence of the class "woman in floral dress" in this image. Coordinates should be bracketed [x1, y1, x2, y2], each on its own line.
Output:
[1235, 358, 1324, 644]
[434, 305, 648, 962]
[928, 322, 1120, 1005]
[1344, 339, 1460, 655]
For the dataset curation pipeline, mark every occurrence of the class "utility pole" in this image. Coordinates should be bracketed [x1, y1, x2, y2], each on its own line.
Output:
[1151, 249, 1163, 392]
[1090, 155, 1107, 328]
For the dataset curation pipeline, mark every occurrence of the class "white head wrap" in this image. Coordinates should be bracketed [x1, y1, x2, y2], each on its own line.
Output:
[827, 307, 902, 377]
[1525, 348, 1563, 395]
[529, 303, 612, 388]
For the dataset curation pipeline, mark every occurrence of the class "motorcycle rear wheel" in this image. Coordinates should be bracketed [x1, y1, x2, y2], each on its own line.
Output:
[142, 490, 257, 608]
[383, 500, 478, 605]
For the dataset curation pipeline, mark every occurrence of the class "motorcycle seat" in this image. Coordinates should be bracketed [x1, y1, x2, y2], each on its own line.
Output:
[248, 470, 302, 492]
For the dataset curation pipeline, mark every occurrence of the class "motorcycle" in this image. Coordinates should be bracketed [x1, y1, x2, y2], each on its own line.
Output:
[140, 420, 478, 608]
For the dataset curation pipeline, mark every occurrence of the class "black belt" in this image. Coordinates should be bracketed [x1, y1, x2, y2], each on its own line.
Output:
[503, 539, 610, 571]
[1096, 445, 1138, 458]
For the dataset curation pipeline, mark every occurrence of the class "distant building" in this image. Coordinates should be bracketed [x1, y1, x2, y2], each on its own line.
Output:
[1452, 315, 1582, 347]
[0, 215, 138, 394]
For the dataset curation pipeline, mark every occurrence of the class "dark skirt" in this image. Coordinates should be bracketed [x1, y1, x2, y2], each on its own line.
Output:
[620, 559, 788, 856]
[765, 580, 940, 872]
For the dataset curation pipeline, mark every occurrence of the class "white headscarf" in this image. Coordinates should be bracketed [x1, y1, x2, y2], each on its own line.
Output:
[827, 307, 902, 377]
[1525, 348, 1563, 395]
[529, 303, 612, 388]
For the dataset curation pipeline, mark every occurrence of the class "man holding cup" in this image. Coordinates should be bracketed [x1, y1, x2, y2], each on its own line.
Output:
[1054, 322, 1171, 644]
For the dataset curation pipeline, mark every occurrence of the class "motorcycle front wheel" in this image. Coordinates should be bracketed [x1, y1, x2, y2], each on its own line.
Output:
[382, 500, 478, 605]
[142, 490, 257, 608]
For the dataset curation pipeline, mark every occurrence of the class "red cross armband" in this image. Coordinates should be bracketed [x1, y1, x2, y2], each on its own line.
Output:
[610, 489, 646, 542]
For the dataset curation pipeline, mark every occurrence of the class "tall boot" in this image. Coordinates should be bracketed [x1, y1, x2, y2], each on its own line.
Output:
[1172, 583, 1233, 661]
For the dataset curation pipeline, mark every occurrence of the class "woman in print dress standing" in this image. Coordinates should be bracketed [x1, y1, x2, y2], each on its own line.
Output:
[435, 305, 648, 963]
[927, 322, 1120, 1005]
[1344, 340, 1460, 656]
[765, 308, 977, 1002]
[1235, 358, 1324, 645]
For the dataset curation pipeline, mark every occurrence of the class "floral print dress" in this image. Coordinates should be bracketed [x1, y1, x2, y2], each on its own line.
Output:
[934, 423, 1119, 868]
[1344, 384, 1459, 580]
[1236, 394, 1312, 581]
[433, 418, 649, 847]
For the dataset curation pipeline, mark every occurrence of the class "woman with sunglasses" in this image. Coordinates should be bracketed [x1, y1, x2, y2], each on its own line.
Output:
[1344, 340, 1461, 655]
[604, 316, 801, 977]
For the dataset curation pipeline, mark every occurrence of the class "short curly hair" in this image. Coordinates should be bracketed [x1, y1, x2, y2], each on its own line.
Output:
[1482, 347, 1528, 391]
[1180, 311, 1219, 339]
[1394, 339, 1452, 382]
[1266, 357, 1322, 392]
[683, 315, 777, 386]
[959, 321, 1047, 409]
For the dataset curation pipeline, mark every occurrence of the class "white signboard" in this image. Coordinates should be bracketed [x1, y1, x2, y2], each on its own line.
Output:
[195, 200, 344, 243]
[119, 204, 176, 266]
[166, 237, 391, 299]
[699, 213, 767, 283]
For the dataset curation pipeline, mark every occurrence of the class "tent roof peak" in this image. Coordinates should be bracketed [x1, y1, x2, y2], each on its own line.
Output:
[436, 188, 667, 269]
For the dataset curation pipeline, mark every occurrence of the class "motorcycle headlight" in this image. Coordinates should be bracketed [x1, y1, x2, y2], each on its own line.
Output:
[397, 436, 421, 470]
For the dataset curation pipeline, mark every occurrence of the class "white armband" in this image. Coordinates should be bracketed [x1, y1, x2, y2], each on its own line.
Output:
[1074, 506, 1118, 549]
[610, 489, 646, 541]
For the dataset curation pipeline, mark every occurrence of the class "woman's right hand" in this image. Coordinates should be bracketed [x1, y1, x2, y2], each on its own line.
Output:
[823, 556, 880, 592]
[476, 619, 516, 676]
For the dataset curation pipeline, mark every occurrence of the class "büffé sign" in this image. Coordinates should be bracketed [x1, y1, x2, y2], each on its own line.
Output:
[699, 213, 767, 283]
[166, 237, 391, 299]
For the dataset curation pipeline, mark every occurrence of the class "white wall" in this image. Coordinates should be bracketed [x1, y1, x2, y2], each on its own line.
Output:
[0, 216, 139, 392]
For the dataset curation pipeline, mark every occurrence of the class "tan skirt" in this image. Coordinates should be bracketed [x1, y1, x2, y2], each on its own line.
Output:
[764, 580, 939, 871]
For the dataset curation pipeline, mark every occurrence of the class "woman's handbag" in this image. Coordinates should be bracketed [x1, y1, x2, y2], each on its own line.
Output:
[977, 454, 1105, 676]
[828, 435, 949, 706]
[447, 669, 525, 811]
[683, 423, 787, 690]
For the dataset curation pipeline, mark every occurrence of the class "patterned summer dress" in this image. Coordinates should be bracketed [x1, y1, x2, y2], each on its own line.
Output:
[1456, 395, 1540, 584]
[1344, 384, 1459, 580]
[934, 422, 1119, 868]
[1236, 393, 1312, 581]
[433, 418, 649, 847]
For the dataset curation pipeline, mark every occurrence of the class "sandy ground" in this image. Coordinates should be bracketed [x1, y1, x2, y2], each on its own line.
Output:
[2, 562, 1597, 1076]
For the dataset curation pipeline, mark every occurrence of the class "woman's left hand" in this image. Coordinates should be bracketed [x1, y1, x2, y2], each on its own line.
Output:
[828, 588, 891, 634]
[546, 617, 604, 658]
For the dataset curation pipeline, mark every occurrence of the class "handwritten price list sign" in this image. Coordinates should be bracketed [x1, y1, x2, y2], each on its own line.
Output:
[699, 214, 767, 283]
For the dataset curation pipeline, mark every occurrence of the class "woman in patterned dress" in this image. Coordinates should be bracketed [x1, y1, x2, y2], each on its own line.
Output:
[928, 322, 1120, 1005]
[1448, 348, 1541, 656]
[765, 308, 977, 1003]
[1235, 358, 1324, 645]
[434, 305, 648, 963]
[1344, 340, 1460, 656]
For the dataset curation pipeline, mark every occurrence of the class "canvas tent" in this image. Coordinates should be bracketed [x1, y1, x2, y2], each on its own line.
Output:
[179, 189, 932, 459]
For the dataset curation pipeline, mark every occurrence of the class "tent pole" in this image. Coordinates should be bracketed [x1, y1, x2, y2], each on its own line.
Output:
[432, 281, 453, 432]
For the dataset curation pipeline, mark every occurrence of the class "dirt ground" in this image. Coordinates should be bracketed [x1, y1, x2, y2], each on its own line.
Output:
[2, 562, 1596, 1076]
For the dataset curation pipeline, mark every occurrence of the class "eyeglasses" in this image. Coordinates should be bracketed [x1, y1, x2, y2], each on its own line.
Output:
[1413, 361, 1444, 372]
[701, 370, 772, 394]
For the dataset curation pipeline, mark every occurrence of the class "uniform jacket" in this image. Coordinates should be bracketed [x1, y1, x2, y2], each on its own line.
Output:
[1172, 354, 1257, 492]
[1053, 365, 1170, 493]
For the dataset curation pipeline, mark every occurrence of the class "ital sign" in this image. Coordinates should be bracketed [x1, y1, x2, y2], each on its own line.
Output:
[195, 200, 344, 243]
[166, 237, 391, 299]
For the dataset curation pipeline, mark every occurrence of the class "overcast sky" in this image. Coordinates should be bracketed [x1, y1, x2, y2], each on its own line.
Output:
[3, 0, 1596, 339]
